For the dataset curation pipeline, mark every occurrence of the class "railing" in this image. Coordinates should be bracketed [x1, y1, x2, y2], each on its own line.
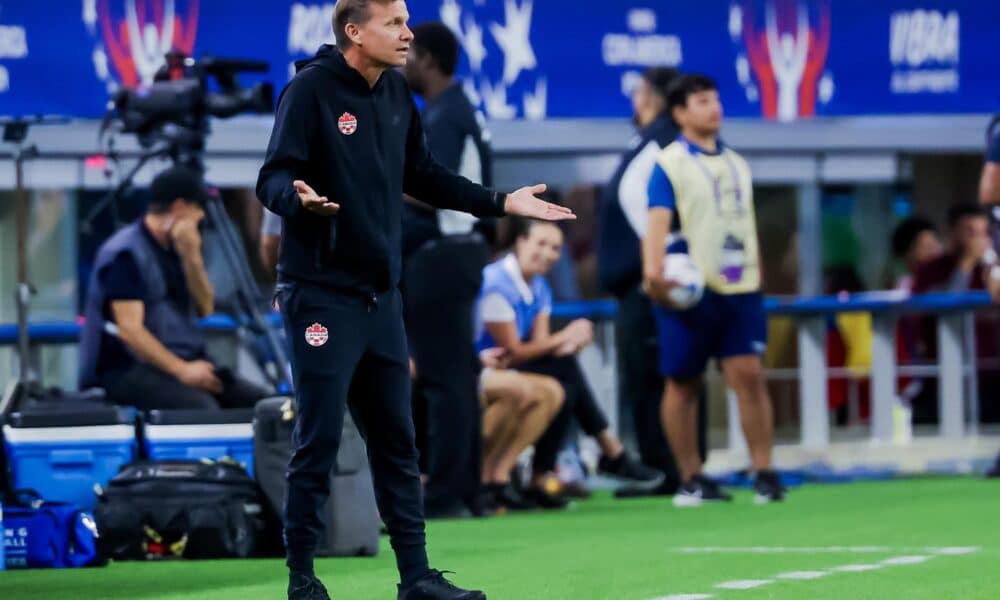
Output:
[1, 292, 993, 457]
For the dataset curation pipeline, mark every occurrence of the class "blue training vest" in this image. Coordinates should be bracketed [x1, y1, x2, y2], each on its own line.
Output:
[79, 221, 206, 389]
[475, 255, 552, 353]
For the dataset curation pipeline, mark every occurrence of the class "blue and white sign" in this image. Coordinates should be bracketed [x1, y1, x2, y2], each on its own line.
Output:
[0, 0, 996, 120]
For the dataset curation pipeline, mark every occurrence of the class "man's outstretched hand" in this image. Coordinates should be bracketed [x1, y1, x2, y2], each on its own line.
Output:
[294, 180, 340, 216]
[504, 184, 576, 221]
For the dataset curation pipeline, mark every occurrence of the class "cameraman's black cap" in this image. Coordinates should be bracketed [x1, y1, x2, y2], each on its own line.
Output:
[150, 164, 210, 207]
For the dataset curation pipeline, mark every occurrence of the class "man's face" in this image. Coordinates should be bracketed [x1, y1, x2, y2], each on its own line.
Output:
[402, 46, 429, 94]
[675, 89, 723, 135]
[353, 1, 413, 69]
[954, 215, 990, 257]
[631, 79, 653, 127]
[516, 223, 564, 277]
[170, 199, 205, 228]
[907, 229, 943, 268]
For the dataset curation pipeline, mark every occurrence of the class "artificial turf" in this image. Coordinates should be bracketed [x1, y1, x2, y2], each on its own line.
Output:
[2, 476, 997, 599]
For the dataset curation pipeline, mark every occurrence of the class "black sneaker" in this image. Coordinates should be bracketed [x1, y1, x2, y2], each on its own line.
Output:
[522, 485, 569, 509]
[598, 452, 666, 490]
[424, 503, 473, 520]
[288, 572, 331, 600]
[985, 452, 1000, 479]
[467, 488, 498, 518]
[753, 469, 787, 504]
[490, 483, 538, 511]
[614, 477, 680, 499]
[559, 480, 592, 499]
[672, 474, 733, 507]
[397, 570, 486, 600]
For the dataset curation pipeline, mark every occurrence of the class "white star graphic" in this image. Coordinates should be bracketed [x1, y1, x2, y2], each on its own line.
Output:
[729, 4, 744, 40]
[819, 73, 835, 104]
[523, 77, 547, 121]
[489, 0, 537, 85]
[481, 79, 517, 120]
[463, 16, 487, 72]
[463, 80, 482, 108]
[439, 0, 463, 37]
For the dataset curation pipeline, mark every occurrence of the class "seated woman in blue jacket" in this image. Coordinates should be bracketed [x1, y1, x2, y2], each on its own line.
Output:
[475, 218, 663, 504]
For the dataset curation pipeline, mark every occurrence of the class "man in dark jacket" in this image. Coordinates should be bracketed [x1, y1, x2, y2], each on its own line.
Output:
[401, 21, 494, 519]
[256, 2, 572, 599]
[596, 67, 705, 496]
[80, 165, 269, 411]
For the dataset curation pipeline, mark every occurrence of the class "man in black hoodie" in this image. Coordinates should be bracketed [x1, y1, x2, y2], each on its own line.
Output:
[256, 2, 573, 599]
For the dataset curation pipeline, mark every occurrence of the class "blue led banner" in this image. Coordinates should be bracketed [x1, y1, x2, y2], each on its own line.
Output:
[0, 0, 996, 120]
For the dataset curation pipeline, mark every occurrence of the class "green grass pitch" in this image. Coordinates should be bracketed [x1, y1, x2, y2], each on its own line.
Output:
[1, 477, 997, 599]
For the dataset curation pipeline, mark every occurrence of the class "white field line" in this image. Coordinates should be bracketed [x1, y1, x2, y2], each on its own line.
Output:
[929, 546, 980, 555]
[672, 546, 981, 554]
[882, 555, 931, 565]
[650, 546, 981, 600]
[776, 571, 829, 580]
[716, 580, 774, 590]
[830, 564, 884, 572]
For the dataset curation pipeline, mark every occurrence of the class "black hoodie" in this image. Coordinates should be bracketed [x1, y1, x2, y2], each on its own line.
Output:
[256, 45, 506, 294]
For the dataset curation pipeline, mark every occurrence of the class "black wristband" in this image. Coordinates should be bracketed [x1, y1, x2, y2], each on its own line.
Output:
[492, 190, 507, 216]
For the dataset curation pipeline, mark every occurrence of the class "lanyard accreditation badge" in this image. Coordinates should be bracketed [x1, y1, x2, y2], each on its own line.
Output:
[682, 139, 748, 284]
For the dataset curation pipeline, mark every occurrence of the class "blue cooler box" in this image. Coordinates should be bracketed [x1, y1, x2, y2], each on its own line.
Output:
[143, 409, 256, 477]
[2, 407, 137, 511]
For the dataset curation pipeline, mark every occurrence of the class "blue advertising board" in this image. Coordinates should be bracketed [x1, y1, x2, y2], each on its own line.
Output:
[0, 0, 996, 120]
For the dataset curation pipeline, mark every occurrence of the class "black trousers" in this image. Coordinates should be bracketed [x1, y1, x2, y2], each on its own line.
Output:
[403, 235, 488, 512]
[279, 282, 426, 579]
[617, 285, 706, 491]
[521, 355, 610, 473]
[102, 362, 269, 411]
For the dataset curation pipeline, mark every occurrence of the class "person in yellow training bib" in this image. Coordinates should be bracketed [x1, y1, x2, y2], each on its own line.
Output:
[641, 74, 784, 507]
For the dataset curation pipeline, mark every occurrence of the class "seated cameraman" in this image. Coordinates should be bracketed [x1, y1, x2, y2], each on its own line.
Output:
[79, 165, 269, 411]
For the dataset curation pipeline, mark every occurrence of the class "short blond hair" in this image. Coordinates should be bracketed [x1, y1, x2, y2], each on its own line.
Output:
[333, 0, 397, 48]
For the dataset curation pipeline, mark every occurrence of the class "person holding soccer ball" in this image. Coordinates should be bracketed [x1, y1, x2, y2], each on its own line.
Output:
[641, 74, 784, 507]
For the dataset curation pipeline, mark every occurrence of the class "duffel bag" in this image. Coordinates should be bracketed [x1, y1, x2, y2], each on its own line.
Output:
[3, 489, 103, 569]
[94, 460, 264, 560]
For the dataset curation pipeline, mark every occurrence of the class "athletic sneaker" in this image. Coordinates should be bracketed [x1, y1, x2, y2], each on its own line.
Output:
[397, 569, 486, 600]
[559, 480, 593, 499]
[598, 452, 666, 490]
[985, 453, 1000, 479]
[489, 483, 538, 511]
[288, 572, 331, 600]
[522, 485, 569, 509]
[672, 474, 733, 507]
[753, 469, 787, 504]
[614, 478, 679, 499]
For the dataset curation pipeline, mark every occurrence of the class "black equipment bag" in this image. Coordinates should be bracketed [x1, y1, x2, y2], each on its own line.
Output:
[93, 460, 265, 560]
[254, 397, 379, 557]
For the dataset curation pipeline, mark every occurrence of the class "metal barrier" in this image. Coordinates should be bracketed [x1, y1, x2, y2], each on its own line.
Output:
[1, 292, 994, 458]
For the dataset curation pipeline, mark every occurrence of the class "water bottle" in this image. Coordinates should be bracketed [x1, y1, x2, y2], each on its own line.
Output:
[0, 499, 6, 571]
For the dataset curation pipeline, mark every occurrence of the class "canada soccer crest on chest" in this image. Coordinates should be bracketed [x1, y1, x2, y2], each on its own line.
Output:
[305, 323, 329, 347]
[338, 112, 358, 135]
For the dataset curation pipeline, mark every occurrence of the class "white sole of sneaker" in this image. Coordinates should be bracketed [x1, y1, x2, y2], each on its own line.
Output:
[673, 494, 705, 507]
[754, 493, 785, 505]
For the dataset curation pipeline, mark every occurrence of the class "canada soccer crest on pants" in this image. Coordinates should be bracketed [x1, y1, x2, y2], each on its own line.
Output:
[305, 323, 329, 347]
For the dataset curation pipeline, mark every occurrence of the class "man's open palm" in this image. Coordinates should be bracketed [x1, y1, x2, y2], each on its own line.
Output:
[504, 184, 576, 221]
[294, 180, 340, 216]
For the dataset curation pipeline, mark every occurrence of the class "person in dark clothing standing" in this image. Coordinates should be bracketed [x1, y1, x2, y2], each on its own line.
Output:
[79, 165, 270, 411]
[400, 21, 493, 519]
[256, 2, 573, 599]
[597, 67, 706, 496]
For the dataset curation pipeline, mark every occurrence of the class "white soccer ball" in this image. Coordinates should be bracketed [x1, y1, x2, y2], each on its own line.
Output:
[662, 253, 705, 309]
